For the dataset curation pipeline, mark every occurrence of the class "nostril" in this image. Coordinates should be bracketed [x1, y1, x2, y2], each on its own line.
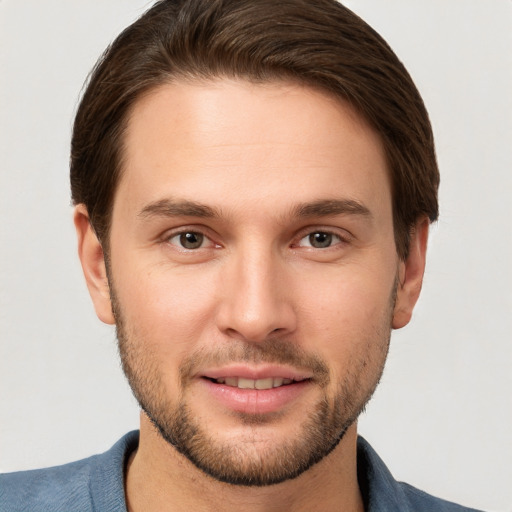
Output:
[216, 294, 297, 343]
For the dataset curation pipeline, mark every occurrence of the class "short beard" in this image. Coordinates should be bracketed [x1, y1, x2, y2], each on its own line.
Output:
[110, 273, 394, 487]
[141, 352, 361, 486]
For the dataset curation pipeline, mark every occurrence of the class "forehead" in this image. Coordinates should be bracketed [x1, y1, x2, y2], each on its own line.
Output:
[115, 78, 390, 223]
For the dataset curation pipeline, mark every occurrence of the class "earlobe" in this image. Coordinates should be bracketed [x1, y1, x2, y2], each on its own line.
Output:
[392, 217, 430, 330]
[74, 205, 115, 325]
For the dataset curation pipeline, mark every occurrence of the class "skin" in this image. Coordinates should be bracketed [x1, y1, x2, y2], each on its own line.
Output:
[75, 79, 428, 512]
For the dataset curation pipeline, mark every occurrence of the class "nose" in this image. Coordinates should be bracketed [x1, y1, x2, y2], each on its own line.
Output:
[215, 246, 297, 343]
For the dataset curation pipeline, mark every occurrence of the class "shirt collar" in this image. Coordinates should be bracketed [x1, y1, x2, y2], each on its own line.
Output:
[357, 436, 412, 512]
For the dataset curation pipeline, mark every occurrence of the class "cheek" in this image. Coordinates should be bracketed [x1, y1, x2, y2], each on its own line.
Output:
[297, 279, 392, 403]
[113, 259, 219, 355]
[295, 263, 396, 356]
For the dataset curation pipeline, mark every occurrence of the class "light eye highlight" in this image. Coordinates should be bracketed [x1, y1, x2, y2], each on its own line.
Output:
[298, 231, 343, 249]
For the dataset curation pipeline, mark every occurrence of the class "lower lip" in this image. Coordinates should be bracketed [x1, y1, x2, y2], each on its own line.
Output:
[200, 378, 312, 415]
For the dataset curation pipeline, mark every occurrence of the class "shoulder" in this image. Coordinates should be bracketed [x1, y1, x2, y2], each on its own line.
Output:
[0, 431, 138, 512]
[1, 456, 96, 512]
[397, 481, 484, 512]
[357, 436, 484, 512]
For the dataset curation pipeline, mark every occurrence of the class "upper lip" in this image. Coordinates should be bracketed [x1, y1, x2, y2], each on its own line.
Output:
[199, 364, 313, 381]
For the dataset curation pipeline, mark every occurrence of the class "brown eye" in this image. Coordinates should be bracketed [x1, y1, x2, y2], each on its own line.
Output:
[180, 232, 204, 249]
[169, 232, 205, 249]
[308, 232, 333, 248]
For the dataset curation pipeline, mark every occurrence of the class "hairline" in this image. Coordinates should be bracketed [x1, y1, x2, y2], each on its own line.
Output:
[98, 73, 397, 255]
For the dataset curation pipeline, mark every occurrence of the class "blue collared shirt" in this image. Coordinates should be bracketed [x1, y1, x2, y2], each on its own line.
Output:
[0, 431, 484, 511]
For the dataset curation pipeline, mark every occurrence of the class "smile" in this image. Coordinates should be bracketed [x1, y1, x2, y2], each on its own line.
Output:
[198, 368, 314, 414]
[210, 377, 300, 390]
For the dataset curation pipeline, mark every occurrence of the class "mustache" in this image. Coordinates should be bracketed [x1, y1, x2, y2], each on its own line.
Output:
[179, 337, 330, 387]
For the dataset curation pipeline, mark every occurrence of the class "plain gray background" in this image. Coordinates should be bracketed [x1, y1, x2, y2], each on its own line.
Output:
[1, 1, 511, 511]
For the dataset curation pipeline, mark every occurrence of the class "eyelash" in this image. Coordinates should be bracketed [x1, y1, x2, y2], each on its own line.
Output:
[163, 227, 351, 251]
[296, 231, 347, 249]
[165, 229, 219, 251]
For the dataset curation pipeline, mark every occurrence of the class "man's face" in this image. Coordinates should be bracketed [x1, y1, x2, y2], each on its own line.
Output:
[104, 79, 402, 485]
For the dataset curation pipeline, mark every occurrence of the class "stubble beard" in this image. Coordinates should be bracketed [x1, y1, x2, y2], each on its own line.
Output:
[111, 282, 394, 487]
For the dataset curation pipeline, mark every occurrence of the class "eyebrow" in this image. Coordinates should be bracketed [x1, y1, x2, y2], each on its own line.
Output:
[138, 199, 219, 219]
[293, 199, 372, 219]
[138, 198, 372, 221]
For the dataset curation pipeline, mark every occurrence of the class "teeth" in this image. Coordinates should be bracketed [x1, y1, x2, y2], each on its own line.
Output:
[273, 378, 284, 388]
[215, 377, 297, 390]
[255, 378, 274, 390]
[238, 377, 256, 389]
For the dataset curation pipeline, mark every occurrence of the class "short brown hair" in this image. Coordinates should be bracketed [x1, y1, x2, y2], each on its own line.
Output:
[70, 0, 439, 259]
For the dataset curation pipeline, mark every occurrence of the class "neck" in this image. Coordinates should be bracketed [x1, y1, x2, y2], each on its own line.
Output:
[125, 414, 364, 512]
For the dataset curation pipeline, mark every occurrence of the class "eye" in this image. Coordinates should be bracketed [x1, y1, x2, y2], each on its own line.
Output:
[168, 231, 208, 250]
[298, 231, 343, 249]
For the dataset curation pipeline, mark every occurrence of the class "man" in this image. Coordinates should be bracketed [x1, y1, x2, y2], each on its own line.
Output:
[0, 0, 485, 510]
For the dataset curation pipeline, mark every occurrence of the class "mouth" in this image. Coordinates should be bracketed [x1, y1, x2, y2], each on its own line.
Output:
[203, 376, 307, 390]
[197, 366, 314, 415]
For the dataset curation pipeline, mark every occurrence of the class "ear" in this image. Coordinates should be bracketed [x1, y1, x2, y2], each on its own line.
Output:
[74, 205, 115, 325]
[392, 217, 430, 329]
